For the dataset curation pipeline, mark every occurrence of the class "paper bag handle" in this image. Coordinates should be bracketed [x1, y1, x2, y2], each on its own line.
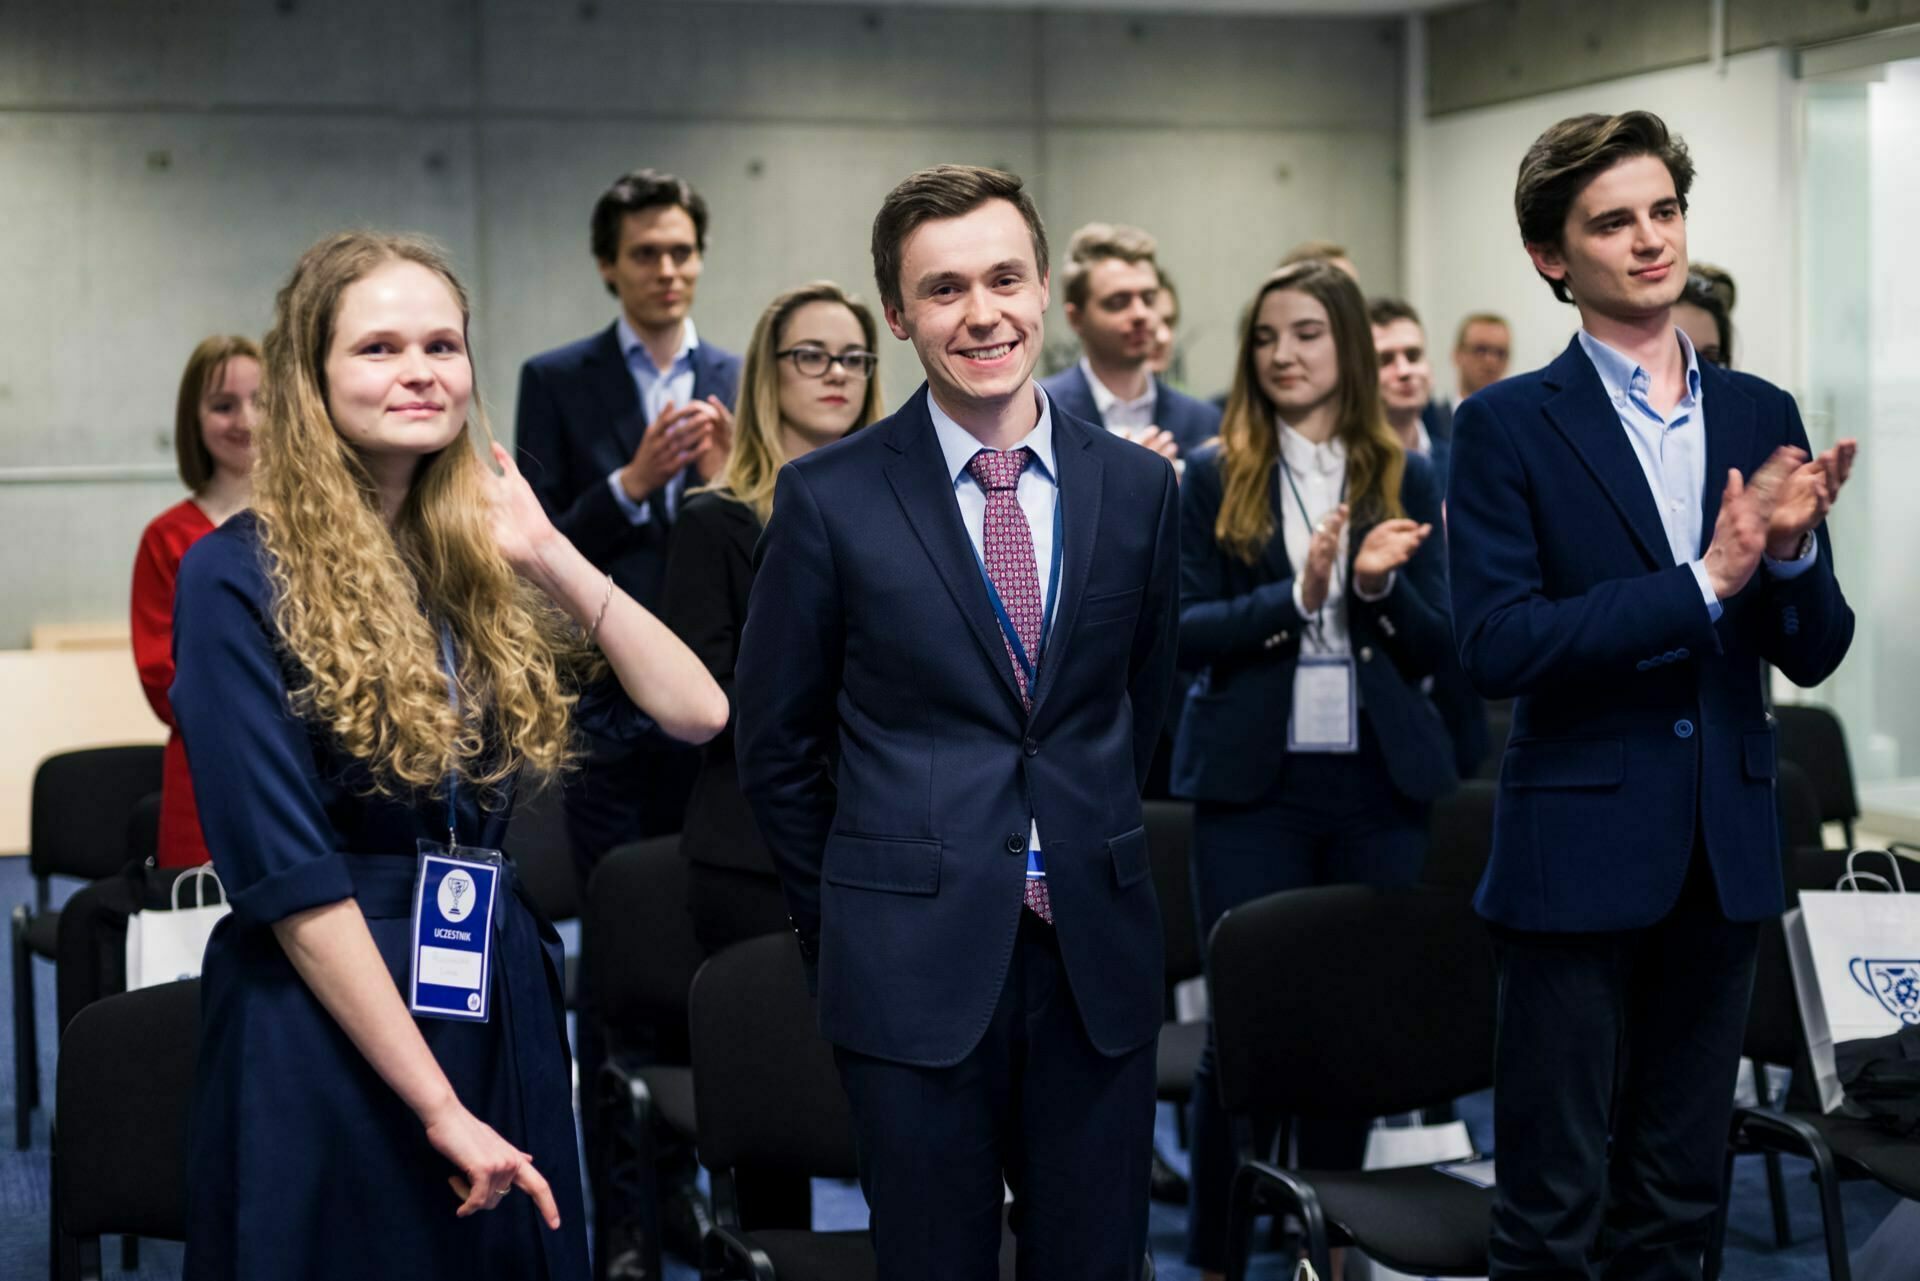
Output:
[169, 864, 228, 911]
[1839, 849, 1908, 894]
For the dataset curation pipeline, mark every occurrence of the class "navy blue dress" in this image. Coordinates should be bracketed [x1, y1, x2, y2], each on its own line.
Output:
[171, 513, 651, 1281]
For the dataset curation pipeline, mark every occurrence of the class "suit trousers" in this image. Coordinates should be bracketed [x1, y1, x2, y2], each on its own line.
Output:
[1487, 838, 1758, 1280]
[834, 908, 1158, 1280]
[1184, 722, 1429, 1272]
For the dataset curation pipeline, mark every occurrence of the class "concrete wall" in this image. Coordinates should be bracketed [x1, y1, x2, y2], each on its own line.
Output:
[0, 1, 1403, 647]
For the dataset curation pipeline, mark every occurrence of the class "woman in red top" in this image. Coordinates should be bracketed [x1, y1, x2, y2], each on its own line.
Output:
[130, 335, 262, 866]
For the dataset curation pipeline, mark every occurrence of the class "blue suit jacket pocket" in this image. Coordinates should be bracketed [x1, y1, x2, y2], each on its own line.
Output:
[1081, 586, 1144, 626]
[1109, 825, 1150, 889]
[1504, 738, 1625, 790]
[824, 833, 942, 895]
[1744, 729, 1778, 781]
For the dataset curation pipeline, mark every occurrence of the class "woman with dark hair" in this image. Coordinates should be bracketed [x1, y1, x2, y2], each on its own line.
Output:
[1673, 268, 1735, 367]
[130, 335, 261, 867]
[173, 231, 725, 1279]
[1173, 261, 1460, 1278]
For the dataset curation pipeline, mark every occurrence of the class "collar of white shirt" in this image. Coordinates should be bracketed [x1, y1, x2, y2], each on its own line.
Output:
[1078, 357, 1155, 423]
[1576, 325, 1702, 414]
[1277, 418, 1347, 479]
[616, 313, 699, 378]
[928, 385, 1058, 487]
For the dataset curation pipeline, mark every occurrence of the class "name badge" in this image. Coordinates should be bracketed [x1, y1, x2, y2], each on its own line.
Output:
[1288, 655, 1359, 754]
[409, 841, 503, 1022]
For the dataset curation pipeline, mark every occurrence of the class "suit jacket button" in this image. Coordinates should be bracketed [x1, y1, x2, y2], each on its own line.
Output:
[1676, 648, 1690, 660]
[1674, 719, 1695, 739]
[1006, 833, 1026, 854]
[1277, 630, 1290, 643]
[1023, 738, 1039, 757]
[1358, 646, 1374, 663]
[1636, 660, 1651, 672]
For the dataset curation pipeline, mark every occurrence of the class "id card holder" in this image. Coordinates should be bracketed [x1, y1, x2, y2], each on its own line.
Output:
[1288, 655, 1359, 753]
[409, 839, 504, 1022]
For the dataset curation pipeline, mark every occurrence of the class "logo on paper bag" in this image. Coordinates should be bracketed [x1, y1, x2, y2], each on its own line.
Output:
[437, 869, 476, 922]
[1850, 958, 1920, 1026]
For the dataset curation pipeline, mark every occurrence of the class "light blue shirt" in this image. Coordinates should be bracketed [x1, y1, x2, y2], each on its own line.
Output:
[604, 314, 701, 525]
[1576, 328, 1816, 624]
[927, 384, 1058, 867]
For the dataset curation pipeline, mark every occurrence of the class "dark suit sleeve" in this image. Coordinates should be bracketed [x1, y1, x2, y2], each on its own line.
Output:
[1447, 396, 1723, 701]
[1755, 394, 1853, 686]
[734, 465, 842, 949]
[1176, 452, 1309, 666]
[660, 498, 746, 711]
[514, 357, 667, 569]
[1352, 456, 1451, 680]
[1128, 462, 1182, 786]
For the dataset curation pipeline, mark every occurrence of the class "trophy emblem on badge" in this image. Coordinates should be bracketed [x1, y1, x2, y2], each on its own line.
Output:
[437, 869, 476, 922]
[1850, 958, 1920, 1026]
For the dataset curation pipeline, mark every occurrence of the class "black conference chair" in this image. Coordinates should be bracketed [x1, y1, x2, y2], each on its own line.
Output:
[1144, 800, 1203, 1144]
[13, 745, 163, 1149]
[587, 835, 702, 1281]
[54, 792, 162, 1055]
[1209, 884, 1497, 1280]
[1775, 703, 1861, 848]
[1423, 780, 1497, 895]
[1706, 854, 1920, 1281]
[50, 978, 198, 1281]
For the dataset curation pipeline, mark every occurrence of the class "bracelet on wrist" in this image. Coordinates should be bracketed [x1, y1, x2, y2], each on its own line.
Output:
[585, 572, 615, 644]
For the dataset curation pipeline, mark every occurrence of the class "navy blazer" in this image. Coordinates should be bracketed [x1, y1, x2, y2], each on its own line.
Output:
[1040, 364, 1222, 457]
[734, 386, 1181, 1068]
[1170, 447, 1458, 807]
[1448, 336, 1853, 933]
[514, 322, 741, 608]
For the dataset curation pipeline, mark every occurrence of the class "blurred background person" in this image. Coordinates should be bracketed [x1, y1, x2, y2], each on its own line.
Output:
[1279, 239, 1360, 284]
[130, 334, 262, 868]
[1147, 266, 1182, 380]
[1173, 261, 1459, 1281]
[1674, 267, 1736, 367]
[1450, 311, 1511, 407]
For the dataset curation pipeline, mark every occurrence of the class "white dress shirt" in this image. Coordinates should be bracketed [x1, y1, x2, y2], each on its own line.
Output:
[605, 314, 701, 525]
[928, 385, 1058, 860]
[1079, 357, 1156, 434]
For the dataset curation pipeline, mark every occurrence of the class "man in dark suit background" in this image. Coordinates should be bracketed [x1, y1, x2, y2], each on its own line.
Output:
[736, 165, 1180, 1280]
[1041, 221, 1221, 463]
[1370, 296, 1456, 499]
[514, 167, 742, 1262]
[1448, 111, 1855, 1279]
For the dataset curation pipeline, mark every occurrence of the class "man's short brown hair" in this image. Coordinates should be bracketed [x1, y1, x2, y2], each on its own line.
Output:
[1367, 296, 1423, 331]
[1279, 239, 1349, 270]
[870, 165, 1050, 313]
[1515, 111, 1694, 303]
[1454, 312, 1509, 349]
[1061, 221, 1157, 310]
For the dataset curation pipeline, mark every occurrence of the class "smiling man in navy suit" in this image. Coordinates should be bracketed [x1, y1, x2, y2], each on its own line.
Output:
[1041, 221, 1220, 465]
[1448, 112, 1855, 1279]
[736, 165, 1180, 1280]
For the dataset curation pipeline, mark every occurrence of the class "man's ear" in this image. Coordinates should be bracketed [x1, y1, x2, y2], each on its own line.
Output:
[1063, 300, 1083, 333]
[1524, 240, 1568, 287]
[884, 301, 911, 343]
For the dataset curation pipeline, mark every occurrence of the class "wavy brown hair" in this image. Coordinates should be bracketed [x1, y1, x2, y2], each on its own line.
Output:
[702, 282, 882, 524]
[1214, 262, 1404, 563]
[255, 231, 588, 798]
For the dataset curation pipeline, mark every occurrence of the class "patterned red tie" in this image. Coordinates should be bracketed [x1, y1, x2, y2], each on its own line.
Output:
[965, 447, 1053, 923]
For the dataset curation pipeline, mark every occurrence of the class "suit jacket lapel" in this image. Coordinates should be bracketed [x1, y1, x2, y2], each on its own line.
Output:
[883, 389, 1028, 714]
[1258, 465, 1298, 585]
[1539, 336, 1674, 571]
[1696, 359, 1756, 555]
[1029, 414, 1102, 717]
[690, 341, 730, 407]
[585, 324, 650, 462]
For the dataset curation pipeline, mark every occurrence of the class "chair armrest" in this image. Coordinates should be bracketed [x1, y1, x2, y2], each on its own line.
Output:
[1227, 1158, 1332, 1281]
[700, 1222, 776, 1281]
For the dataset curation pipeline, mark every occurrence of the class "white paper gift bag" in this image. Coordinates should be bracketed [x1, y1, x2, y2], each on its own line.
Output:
[125, 864, 230, 990]
[1783, 851, 1920, 1113]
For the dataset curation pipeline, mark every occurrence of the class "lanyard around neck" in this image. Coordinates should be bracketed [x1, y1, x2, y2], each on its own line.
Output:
[969, 488, 1065, 692]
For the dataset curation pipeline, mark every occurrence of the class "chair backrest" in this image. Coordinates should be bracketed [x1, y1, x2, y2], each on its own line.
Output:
[126, 790, 162, 867]
[508, 779, 578, 923]
[1424, 780, 1497, 894]
[1208, 884, 1495, 1120]
[1144, 800, 1200, 986]
[1776, 759, 1824, 853]
[30, 746, 164, 882]
[586, 836, 701, 1032]
[689, 933, 859, 1179]
[1775, 704, 1859, 830]
[54, 978, 199, 1242]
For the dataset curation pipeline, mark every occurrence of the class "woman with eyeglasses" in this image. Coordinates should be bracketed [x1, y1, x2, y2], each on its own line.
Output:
[662, 282, 883, 954]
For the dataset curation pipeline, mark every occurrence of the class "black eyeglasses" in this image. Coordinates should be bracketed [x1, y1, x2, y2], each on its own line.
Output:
[776, 347, 877, 379]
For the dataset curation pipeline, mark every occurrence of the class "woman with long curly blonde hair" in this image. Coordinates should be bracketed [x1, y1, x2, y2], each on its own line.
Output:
[1171, 261, 1459, 1279]
[171, 230, 725, 1281]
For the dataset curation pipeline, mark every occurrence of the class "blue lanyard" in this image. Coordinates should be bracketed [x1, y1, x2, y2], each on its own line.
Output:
[437, 625, 460, 847]
[969, 489, 1064, 693]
